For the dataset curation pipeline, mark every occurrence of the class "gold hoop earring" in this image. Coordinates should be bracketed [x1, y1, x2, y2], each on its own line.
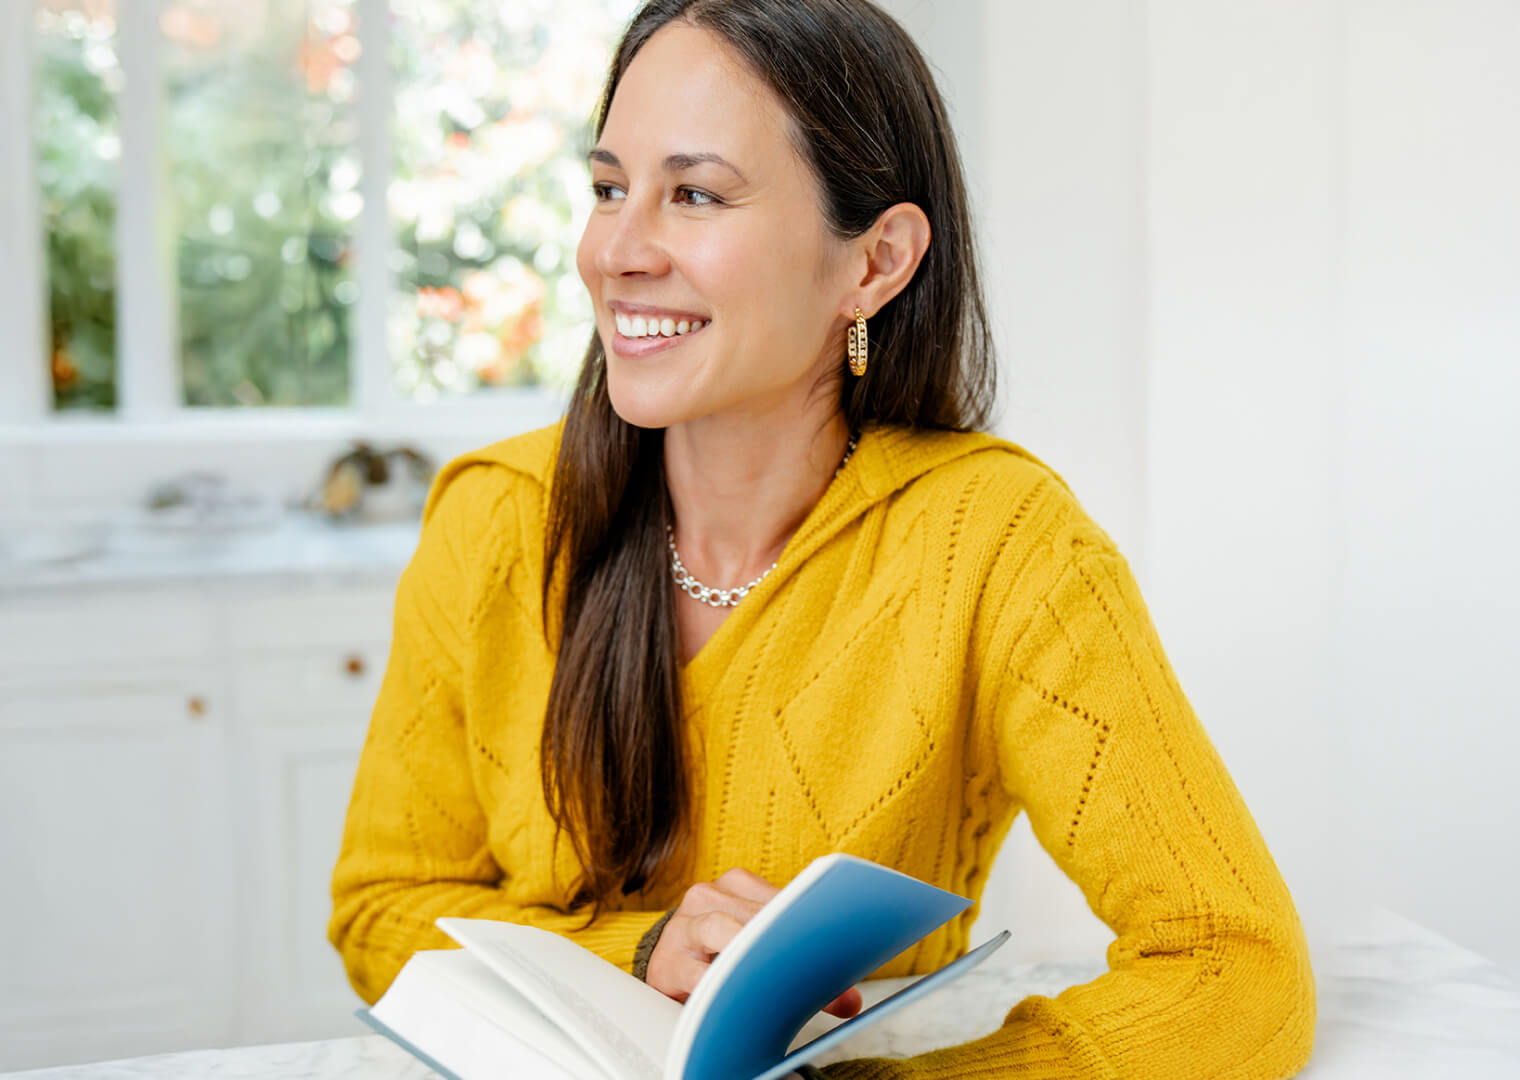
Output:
[846, 308, 868, 376]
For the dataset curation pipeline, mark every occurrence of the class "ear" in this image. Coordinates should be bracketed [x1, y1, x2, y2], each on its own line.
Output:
[846, 202, 931, 318]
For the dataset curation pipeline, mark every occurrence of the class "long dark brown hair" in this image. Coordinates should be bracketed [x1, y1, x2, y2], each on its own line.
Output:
[541, 0, 996, 913]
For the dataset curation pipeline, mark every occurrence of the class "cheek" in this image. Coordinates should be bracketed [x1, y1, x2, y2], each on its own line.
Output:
[678, 225, 776, 312]
[737, 221, 824, 299]
[575, 218, 603, 294]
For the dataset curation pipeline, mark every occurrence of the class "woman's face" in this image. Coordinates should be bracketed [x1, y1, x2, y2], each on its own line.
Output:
[576, 23, 854, 430]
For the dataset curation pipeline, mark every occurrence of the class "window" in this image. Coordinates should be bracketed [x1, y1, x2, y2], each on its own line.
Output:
[34, 0, 120, 411]
[12, 0, 637, 423]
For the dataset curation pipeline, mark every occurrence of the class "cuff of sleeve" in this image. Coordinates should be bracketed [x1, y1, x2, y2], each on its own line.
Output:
[818, 1059, 909, 1080]
[631, 905, 679, 982]
[818, 995, 1112, 1080]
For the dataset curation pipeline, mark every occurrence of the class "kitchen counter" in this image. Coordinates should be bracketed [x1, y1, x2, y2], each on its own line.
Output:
[0, 513, 419, 592]
[6, 908, 1517, 1079]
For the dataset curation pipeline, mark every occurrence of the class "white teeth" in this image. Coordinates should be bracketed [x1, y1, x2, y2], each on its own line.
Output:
[613, 311, 708, 338]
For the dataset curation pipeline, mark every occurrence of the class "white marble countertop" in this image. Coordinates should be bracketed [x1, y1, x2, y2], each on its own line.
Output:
[6, 909, 1517, 1079]
[0, 513, 420, 592]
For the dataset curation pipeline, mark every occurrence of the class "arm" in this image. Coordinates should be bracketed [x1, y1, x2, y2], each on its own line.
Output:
[327, 464, 667, 1006]
[827, 535, 1316, 1080]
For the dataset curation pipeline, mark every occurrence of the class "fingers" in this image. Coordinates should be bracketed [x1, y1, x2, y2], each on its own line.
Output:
[646, 908, 744, 1001]
[712, 867, 780, 905]
[822, 986, 863, 1019]
[677, 879, 766, 927]
[686, 908, 744, 957]
[650, 946, 709, 1003]
[646, 867, 783, 1006]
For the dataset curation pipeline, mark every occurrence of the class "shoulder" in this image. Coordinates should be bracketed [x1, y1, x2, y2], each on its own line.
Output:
[421, 420, 562, 528]
[870, 425, 1116, 560]
[404, 421, 562, 622]
[870, 431, 1139, 680]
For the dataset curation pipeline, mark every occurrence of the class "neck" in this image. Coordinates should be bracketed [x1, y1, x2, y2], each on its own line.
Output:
[664, 408, 851, 587]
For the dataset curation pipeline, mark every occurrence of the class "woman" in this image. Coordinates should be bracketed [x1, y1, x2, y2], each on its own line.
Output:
[329, 1, 1316, 1076]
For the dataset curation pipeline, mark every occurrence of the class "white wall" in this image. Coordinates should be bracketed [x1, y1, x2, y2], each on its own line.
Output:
[1337, 0, 1520, 973]
[884, 0, 1520, 977]
[1142, 0, 1347, 954]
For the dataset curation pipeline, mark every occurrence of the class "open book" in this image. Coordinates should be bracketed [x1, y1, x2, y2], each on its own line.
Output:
[358, 853, 1010, 1080]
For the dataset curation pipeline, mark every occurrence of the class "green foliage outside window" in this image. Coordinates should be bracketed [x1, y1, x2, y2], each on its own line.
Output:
[164, 2, 358, 407]
[36, 0, 634, 412]
[389, 0, 637, 398]
[37, 7, 118, 410]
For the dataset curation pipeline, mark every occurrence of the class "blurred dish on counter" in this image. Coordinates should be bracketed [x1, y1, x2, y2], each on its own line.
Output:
[307, 442, 435, 524]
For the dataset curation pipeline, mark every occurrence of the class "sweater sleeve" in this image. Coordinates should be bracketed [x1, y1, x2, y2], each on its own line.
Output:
[327, 462, 667, 1006]
[825, 535, 1316, 1080]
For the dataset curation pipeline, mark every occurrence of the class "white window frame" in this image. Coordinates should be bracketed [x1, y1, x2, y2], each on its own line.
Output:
[0, 0, 566, 450]
[1, 0, 51, 424]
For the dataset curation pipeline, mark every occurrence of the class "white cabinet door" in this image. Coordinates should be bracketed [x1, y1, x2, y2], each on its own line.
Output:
[0, 673, 236, 1072]
[227, 584, 392, 1046]
[235, 719, 371, 1044]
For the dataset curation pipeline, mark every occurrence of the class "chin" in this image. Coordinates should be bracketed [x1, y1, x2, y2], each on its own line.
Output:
[603, 358, 695, 431]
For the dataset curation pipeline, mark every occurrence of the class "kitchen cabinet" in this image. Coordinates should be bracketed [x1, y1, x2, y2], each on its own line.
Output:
[0, 566, 402, 1071]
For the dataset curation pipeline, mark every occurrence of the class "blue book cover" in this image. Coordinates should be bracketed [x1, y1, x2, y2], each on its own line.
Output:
[362, 853, 1009, 1080]
[669, 854, 1008, 1080]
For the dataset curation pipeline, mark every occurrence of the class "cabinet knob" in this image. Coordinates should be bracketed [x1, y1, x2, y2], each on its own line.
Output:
[187, 696, 207, 719]
[344, 654, 366, 677]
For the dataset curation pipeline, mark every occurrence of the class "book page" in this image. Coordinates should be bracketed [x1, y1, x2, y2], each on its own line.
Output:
[369, 949, 601, 1080]
[438, 918, 678, 1080]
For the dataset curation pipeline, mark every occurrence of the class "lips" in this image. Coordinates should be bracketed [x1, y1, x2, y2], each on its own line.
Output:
[605, 306, 709, 359]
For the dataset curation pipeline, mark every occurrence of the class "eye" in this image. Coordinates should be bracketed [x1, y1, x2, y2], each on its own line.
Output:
[674, 186, 721, 208]
[592, 181, 626, 202]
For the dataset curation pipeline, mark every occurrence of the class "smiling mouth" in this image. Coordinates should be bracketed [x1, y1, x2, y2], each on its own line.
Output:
[613, 311, 709, 340]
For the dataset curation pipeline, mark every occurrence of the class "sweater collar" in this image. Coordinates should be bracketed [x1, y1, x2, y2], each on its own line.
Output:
[677, 422, 1011, 687]
[851, 422, 1008, 501]
[434, 418, 1029, 688]
[440, 419, 1012, 533]
[473, 418, 1021, 561]
[787, 421, 1007, 553]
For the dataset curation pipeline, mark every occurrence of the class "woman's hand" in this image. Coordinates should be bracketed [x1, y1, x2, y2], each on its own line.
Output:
[645, 867, 864, 1019]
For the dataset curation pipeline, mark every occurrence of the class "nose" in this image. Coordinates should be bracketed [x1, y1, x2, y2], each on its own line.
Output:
[591, 194, 671, 279]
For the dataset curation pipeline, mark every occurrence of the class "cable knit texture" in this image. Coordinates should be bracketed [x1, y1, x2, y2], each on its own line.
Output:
[329, 421, 1315, 1079]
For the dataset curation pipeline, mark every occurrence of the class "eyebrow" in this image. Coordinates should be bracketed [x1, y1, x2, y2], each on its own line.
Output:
[588, 148, 748, 183]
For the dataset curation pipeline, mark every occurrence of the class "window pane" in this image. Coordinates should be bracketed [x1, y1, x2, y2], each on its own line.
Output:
[165, 0, 359, 407]
[389, 0, 638, 401]
[37, 0, 120, 412]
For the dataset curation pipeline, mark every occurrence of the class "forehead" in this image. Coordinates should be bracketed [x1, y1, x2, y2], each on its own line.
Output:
[601, 22, 797, 167]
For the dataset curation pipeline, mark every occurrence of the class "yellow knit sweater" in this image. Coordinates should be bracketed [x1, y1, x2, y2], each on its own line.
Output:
[329, 421, 1315, 1079]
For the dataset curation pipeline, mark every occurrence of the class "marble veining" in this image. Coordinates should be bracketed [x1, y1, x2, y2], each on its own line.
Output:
[6, 909, 1517, 1079]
